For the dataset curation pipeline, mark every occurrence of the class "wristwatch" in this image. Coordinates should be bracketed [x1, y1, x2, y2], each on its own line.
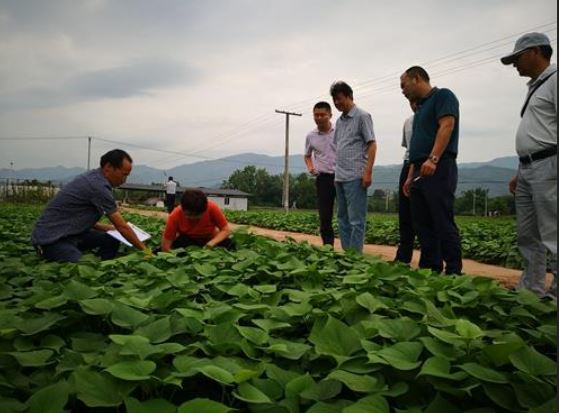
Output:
[428, 154, 439, 164]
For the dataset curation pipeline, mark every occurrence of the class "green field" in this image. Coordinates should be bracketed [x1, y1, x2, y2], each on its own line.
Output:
[0, 204, 556, 412]
[224, 209, 521, 269]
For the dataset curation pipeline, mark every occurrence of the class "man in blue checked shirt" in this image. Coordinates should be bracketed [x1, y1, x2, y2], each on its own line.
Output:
[31, 149, 150, 262]
[330, 81, 377, 253]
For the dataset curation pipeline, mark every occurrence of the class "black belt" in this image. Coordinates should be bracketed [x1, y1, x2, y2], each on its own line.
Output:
[317, 172, 335, 177]
[519, 146, 557, 164]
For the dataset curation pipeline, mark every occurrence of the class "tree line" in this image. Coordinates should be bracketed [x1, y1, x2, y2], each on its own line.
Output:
[221, 166, 515, 215]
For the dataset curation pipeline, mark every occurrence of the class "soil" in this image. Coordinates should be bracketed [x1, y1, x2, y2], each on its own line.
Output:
[122, 207, 553, 290]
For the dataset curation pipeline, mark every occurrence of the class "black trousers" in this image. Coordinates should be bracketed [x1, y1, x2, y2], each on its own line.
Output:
[315, 173, 336, 245]
[35, 230, 120, 263]
[395, 161, 415, 263]
[172, 234, 236, 250]
[410, 158, 462, 274]
[166, 194, 176, 213]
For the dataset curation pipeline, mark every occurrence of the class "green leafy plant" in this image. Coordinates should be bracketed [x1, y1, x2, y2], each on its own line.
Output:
[0, 204, 555, 412]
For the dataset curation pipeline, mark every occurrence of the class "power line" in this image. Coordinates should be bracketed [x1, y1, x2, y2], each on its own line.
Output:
[0, 136, 88, 141]
[3, 22, 557, 170]
[142, 22, 557, 164]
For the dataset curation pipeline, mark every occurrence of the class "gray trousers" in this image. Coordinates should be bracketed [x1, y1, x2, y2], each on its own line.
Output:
[515, 155, 558, 297]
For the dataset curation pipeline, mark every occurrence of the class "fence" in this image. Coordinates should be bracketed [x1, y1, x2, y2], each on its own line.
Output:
[0, 178, 60, 203]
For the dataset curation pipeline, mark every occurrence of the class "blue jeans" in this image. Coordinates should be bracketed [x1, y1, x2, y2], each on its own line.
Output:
[335, 179, 368, 253]
[36, 230, 121, 263]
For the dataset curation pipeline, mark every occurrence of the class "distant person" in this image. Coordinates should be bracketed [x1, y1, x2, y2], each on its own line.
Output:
[304, 101, 336, 246]
[400, 66, 462, 275]
[165, 176, 178, 213]
[394, 99, 423, 265]
[330, 81, 377, 253]
[501, 32, 557, 298]
[161, 189, 234, 251]
[31, 149, 150, 262]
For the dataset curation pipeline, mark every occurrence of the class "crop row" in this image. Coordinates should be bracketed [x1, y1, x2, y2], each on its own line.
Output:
[0, 205, 556, 412]
[224, 210, 521, 268]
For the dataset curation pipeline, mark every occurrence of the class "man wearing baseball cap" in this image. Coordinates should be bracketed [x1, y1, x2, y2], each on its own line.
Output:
[501, 32, 557, 299]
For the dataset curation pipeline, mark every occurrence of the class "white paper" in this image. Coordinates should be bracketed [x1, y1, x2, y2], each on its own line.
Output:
[107, 222, 151, 247]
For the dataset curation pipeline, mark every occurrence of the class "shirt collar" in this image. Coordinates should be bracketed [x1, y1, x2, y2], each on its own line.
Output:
[315, 125, 334, 134]
[418, 87, 439, 105]
[95, 168, 112, 188]
[527, 63, 557, 88]
[342, 105, 357, 118]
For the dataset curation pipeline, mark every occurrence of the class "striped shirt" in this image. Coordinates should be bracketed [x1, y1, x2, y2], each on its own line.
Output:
[304, 126, 336, 174]
[334, 105, 376, 182]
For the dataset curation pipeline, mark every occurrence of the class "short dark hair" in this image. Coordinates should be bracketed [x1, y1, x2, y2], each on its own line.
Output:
[181, 189, 208, 214]
[100, 149, 132, 168]
[313, 101, 332, 112]
[168, 176, 174, 181]
[405, 66, 430, 82]
[538, 45, 553, 60]
[330, 81, 353, 99]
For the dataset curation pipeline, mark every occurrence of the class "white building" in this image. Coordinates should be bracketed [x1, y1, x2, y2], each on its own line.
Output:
[118, 183, 251, 211]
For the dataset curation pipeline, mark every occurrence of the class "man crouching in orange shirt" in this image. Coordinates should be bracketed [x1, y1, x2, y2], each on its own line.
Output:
[161, 189, 235, 251]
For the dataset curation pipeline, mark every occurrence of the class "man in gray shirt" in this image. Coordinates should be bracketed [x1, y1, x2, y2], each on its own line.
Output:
[501, 32, 557, 298]
[330, 81, 377, 253]
[32, 149, 150, 262]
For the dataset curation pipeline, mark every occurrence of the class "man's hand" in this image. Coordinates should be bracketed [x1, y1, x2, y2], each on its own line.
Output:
[308, 167, 318, 176]
[508, 176, 517, 195]
[362, 172, 372, 188]
[94, 223, 115, 232]
[403, 177, 413, 197]
[419, 159, 437, 177]
[143, 247, 154, 260]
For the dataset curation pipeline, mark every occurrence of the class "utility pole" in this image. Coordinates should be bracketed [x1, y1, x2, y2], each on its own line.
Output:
[87, 136, 92, 170]
[275, 109, 302, 212]
[472, 191, 476, 216]
[484, 190, 488, 217]
[385, 189, 390, 212]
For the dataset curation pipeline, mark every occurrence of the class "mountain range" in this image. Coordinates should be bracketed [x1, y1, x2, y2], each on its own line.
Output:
[0, 153, 519, 196]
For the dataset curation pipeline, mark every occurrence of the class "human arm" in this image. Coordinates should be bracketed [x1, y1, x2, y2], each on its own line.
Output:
[304, 135, 318, 175]
[362, 141, 377, 188]
[508, 175, 517, 195]
[304, 154, 318, 175]
[160, 211, 179, 252]
[402, 163, 415, 197]
[205, 224, 231, 248]
[107, 210, 148, 251]
[161, 236, 174, 252]
[205, 204, 230, 248]
[94, 222, 115, 232]
[419, 115, 455, 177]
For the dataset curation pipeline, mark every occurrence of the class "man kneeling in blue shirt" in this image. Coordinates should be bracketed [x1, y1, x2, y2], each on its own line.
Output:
[31, 149, 149, 262]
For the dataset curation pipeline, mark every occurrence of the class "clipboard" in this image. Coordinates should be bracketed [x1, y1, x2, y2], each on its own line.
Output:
[107, 222, 151, 247]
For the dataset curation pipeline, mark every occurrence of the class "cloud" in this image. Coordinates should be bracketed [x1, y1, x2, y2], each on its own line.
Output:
[69, 58, 199, 98]
[0, 57, 199, 110]
[0, 0, 557, 170]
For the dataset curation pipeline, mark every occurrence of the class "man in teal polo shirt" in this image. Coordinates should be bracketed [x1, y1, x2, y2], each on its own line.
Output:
[400, 66, 462, 275]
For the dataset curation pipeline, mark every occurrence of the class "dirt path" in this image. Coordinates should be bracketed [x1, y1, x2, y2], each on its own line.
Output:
[123, 207, 541, 289]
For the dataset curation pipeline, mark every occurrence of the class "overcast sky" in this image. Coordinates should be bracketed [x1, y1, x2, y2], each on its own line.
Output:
[0, 0, 557, 171]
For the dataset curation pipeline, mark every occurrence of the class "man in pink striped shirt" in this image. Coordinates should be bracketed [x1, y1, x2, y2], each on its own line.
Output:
[304, 101, 336, 246]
